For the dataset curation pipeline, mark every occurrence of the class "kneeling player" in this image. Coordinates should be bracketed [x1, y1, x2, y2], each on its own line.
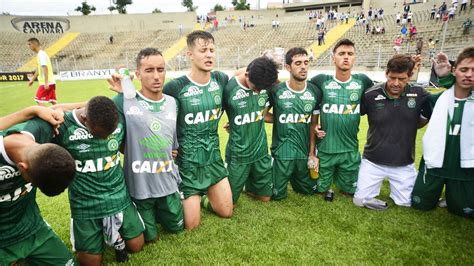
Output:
[22, 96, 145, 264]
[268, 47, 321, 200]
[1, 107, 76, 265]
[412, 47, 474, 218]
[224, 57, 279, 205]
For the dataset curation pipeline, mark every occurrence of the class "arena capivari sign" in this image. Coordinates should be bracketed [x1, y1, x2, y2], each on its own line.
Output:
[11, 17, 70, 34]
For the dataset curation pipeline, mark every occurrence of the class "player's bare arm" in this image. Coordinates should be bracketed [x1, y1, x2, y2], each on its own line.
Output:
[433, 52, 452, 78]
[0, 106, 63, 130]
[28, 70, 38, 86]
[264, 106, 273, 123]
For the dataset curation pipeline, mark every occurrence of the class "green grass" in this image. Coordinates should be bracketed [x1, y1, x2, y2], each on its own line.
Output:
[1, 80, 473, 264]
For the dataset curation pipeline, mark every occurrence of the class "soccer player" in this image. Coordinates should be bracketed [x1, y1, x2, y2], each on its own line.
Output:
[163, 30, 233, 230]
[22, 96, 145, 265]
[412, 46, 474, 218]
[224, 57, 279, 205]
[109, 48, 184, 242]
[353, 55, 432, 210]
[268, 47, 321, 200]
[27, 38, 57, 106]
[309, 39, 374, 201]
[0, 109, 76, 265]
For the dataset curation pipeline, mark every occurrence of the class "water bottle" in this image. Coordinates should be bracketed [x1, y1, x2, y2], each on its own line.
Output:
[114, 236, 129, 263]
[307, 158, 319, 179]
[118, 68, 136, 99]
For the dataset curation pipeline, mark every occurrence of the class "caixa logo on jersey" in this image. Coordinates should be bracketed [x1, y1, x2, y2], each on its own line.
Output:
[11, 17, 70, 34]
[0, 166, 21, 181]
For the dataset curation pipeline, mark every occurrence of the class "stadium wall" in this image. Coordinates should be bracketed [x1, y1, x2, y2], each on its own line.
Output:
[1, 13, 196, 34]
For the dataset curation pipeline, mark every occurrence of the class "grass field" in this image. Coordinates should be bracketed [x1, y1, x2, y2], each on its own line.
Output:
[1, 80, 473, 264]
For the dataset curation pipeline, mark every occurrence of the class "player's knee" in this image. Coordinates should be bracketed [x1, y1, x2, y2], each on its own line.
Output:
[185, 219, 200, 230]
[126, 234, 144, 253]
[217, 207, 233, 218]
[258, 196, 271, 202]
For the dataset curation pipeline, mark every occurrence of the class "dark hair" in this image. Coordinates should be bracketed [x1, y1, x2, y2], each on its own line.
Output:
[27, 37, 40, 45]
[454, 46, 474, 67]
[333, 38, 355, 53]
[386, 54, 415, 75]
[187, 30, 214, 48]
[28, 143, 75, 196]
[86, 96, 119, 139]
[136, 47, 163, 69]
[285, 47, 308, 65]
[247, 57, 279, 91]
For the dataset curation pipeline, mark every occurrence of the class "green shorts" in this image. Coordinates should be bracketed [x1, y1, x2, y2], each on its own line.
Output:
[179, 159, 229, 199]
[71, 203, 145, 254]
[412, 162, 474, 218]
[133, 192, 184, 242]
[227, 154, 273, 203]
[0, 221, 75, 266]
[317, 151, 361, 194]
[272, 158, 318, 200]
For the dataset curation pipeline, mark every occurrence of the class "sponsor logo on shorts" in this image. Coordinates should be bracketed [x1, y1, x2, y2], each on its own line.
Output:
[184, 86, 203, 97]
[463, 207, 474, 215]
[0, 165, 21, 181]
[325, 81, 341, 90]
[279, 90, 295, 99]
[374, 94, 386, 101]
[208, 81, 220, 92]
[412, 195, 421, 204]
[126, 106, 143, 116]
[69, 128, 94, 141]
[232, 89, 250, 101]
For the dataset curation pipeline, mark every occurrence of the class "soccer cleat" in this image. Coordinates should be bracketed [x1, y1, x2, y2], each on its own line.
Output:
[324, 190, 334, 202]
[438, 198, 447, 208]
[363, 198, 388, 211]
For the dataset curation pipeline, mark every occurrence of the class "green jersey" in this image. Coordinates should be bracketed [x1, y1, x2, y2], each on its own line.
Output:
[310, 74, 374, 154]
[0, 125, 49, 247]
[269, 81, 321, 160]
[223, 77, 270, 163]
[428, 100, 474, 180]
[23, 113, 130, 219]
[163, 72, 229, 167]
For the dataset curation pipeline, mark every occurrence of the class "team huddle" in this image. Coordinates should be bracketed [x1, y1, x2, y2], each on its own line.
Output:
[1, 30, 473, 265]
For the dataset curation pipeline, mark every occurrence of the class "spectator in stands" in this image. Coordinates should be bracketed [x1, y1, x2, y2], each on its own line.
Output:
[401, 24, 408, 38]
[448, 5, 457, 19]
[366, 23, 371, 34]
[179, 24, 183, 36]
[410, 25, 417, 41]
[407, 11, 413, 23]
[109, 35, 114, 44]
[375, 25, 381, 34]
[460, 0, 468, 12]
[394, 35, 403, 54]
[404, 3, 411, 14]
[431, 5, 437, 19]
[318, 28, 325, 45]
[463, 18, 472, 35]
[442, 13, 450, 27]
[368, 7, 373, 20]
[316, 17, 322, 30]
[440, 2, 448, 15]
[428, 38, 436, 60]
[213, 18, 219, 31]
[379, 8, 384, 19]
[374, 9, 379, 20]
[436, 11, 441, 21]
[452, 0, 459, 8]
[416, 38, 424, 55]
[275, 14, 280, 28]
[308, 49, 314, 62]
[396, 12, 402, 24]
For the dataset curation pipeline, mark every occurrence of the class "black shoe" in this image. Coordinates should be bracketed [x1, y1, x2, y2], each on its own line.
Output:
[324, 190, 334, 202]
[115, 248, 128, 263]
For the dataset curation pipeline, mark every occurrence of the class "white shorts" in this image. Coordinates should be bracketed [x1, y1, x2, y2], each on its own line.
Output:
[354, 158, 417, 207]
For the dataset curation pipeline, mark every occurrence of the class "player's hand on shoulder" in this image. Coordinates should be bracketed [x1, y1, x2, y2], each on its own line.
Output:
[172, 150, 178, 160]
[36, 106, 64, 134]
[433, 52, 451, 78]
[223, 122, 230, 133]
[314, 124, 326, 139]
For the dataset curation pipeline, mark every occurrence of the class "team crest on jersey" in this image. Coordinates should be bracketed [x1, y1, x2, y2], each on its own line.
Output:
[107, 138, 119, 151]
[232, 89, 250, 101]
[126, 106, 143, 116]
[208, 81, 220, 92]
[150, 119, 161, 132]
[328, 91, 338, 98]
[184, 86, 203, 97]
[139, 101, 154, 111]
[326, 81, 341, 89]
[304, 104, 313, 112]
[258, 97, 266, 107]
[77, 143, 91, 153]
[69, 128, 94, 141]
[407, 98, 416, 108]
[374, 94, 386, 101]
[350, 92, 359, 101]
[214, 95, 222, 105]
[300, 91, 315, 101]
[346, 81, 362, 90]
[279, 90, 295, 99]
[0, 165, 21, 181]
[190, 98, 201, 106]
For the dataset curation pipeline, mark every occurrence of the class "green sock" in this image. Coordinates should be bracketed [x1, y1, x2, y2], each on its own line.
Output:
[201, 195, 214, 213]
